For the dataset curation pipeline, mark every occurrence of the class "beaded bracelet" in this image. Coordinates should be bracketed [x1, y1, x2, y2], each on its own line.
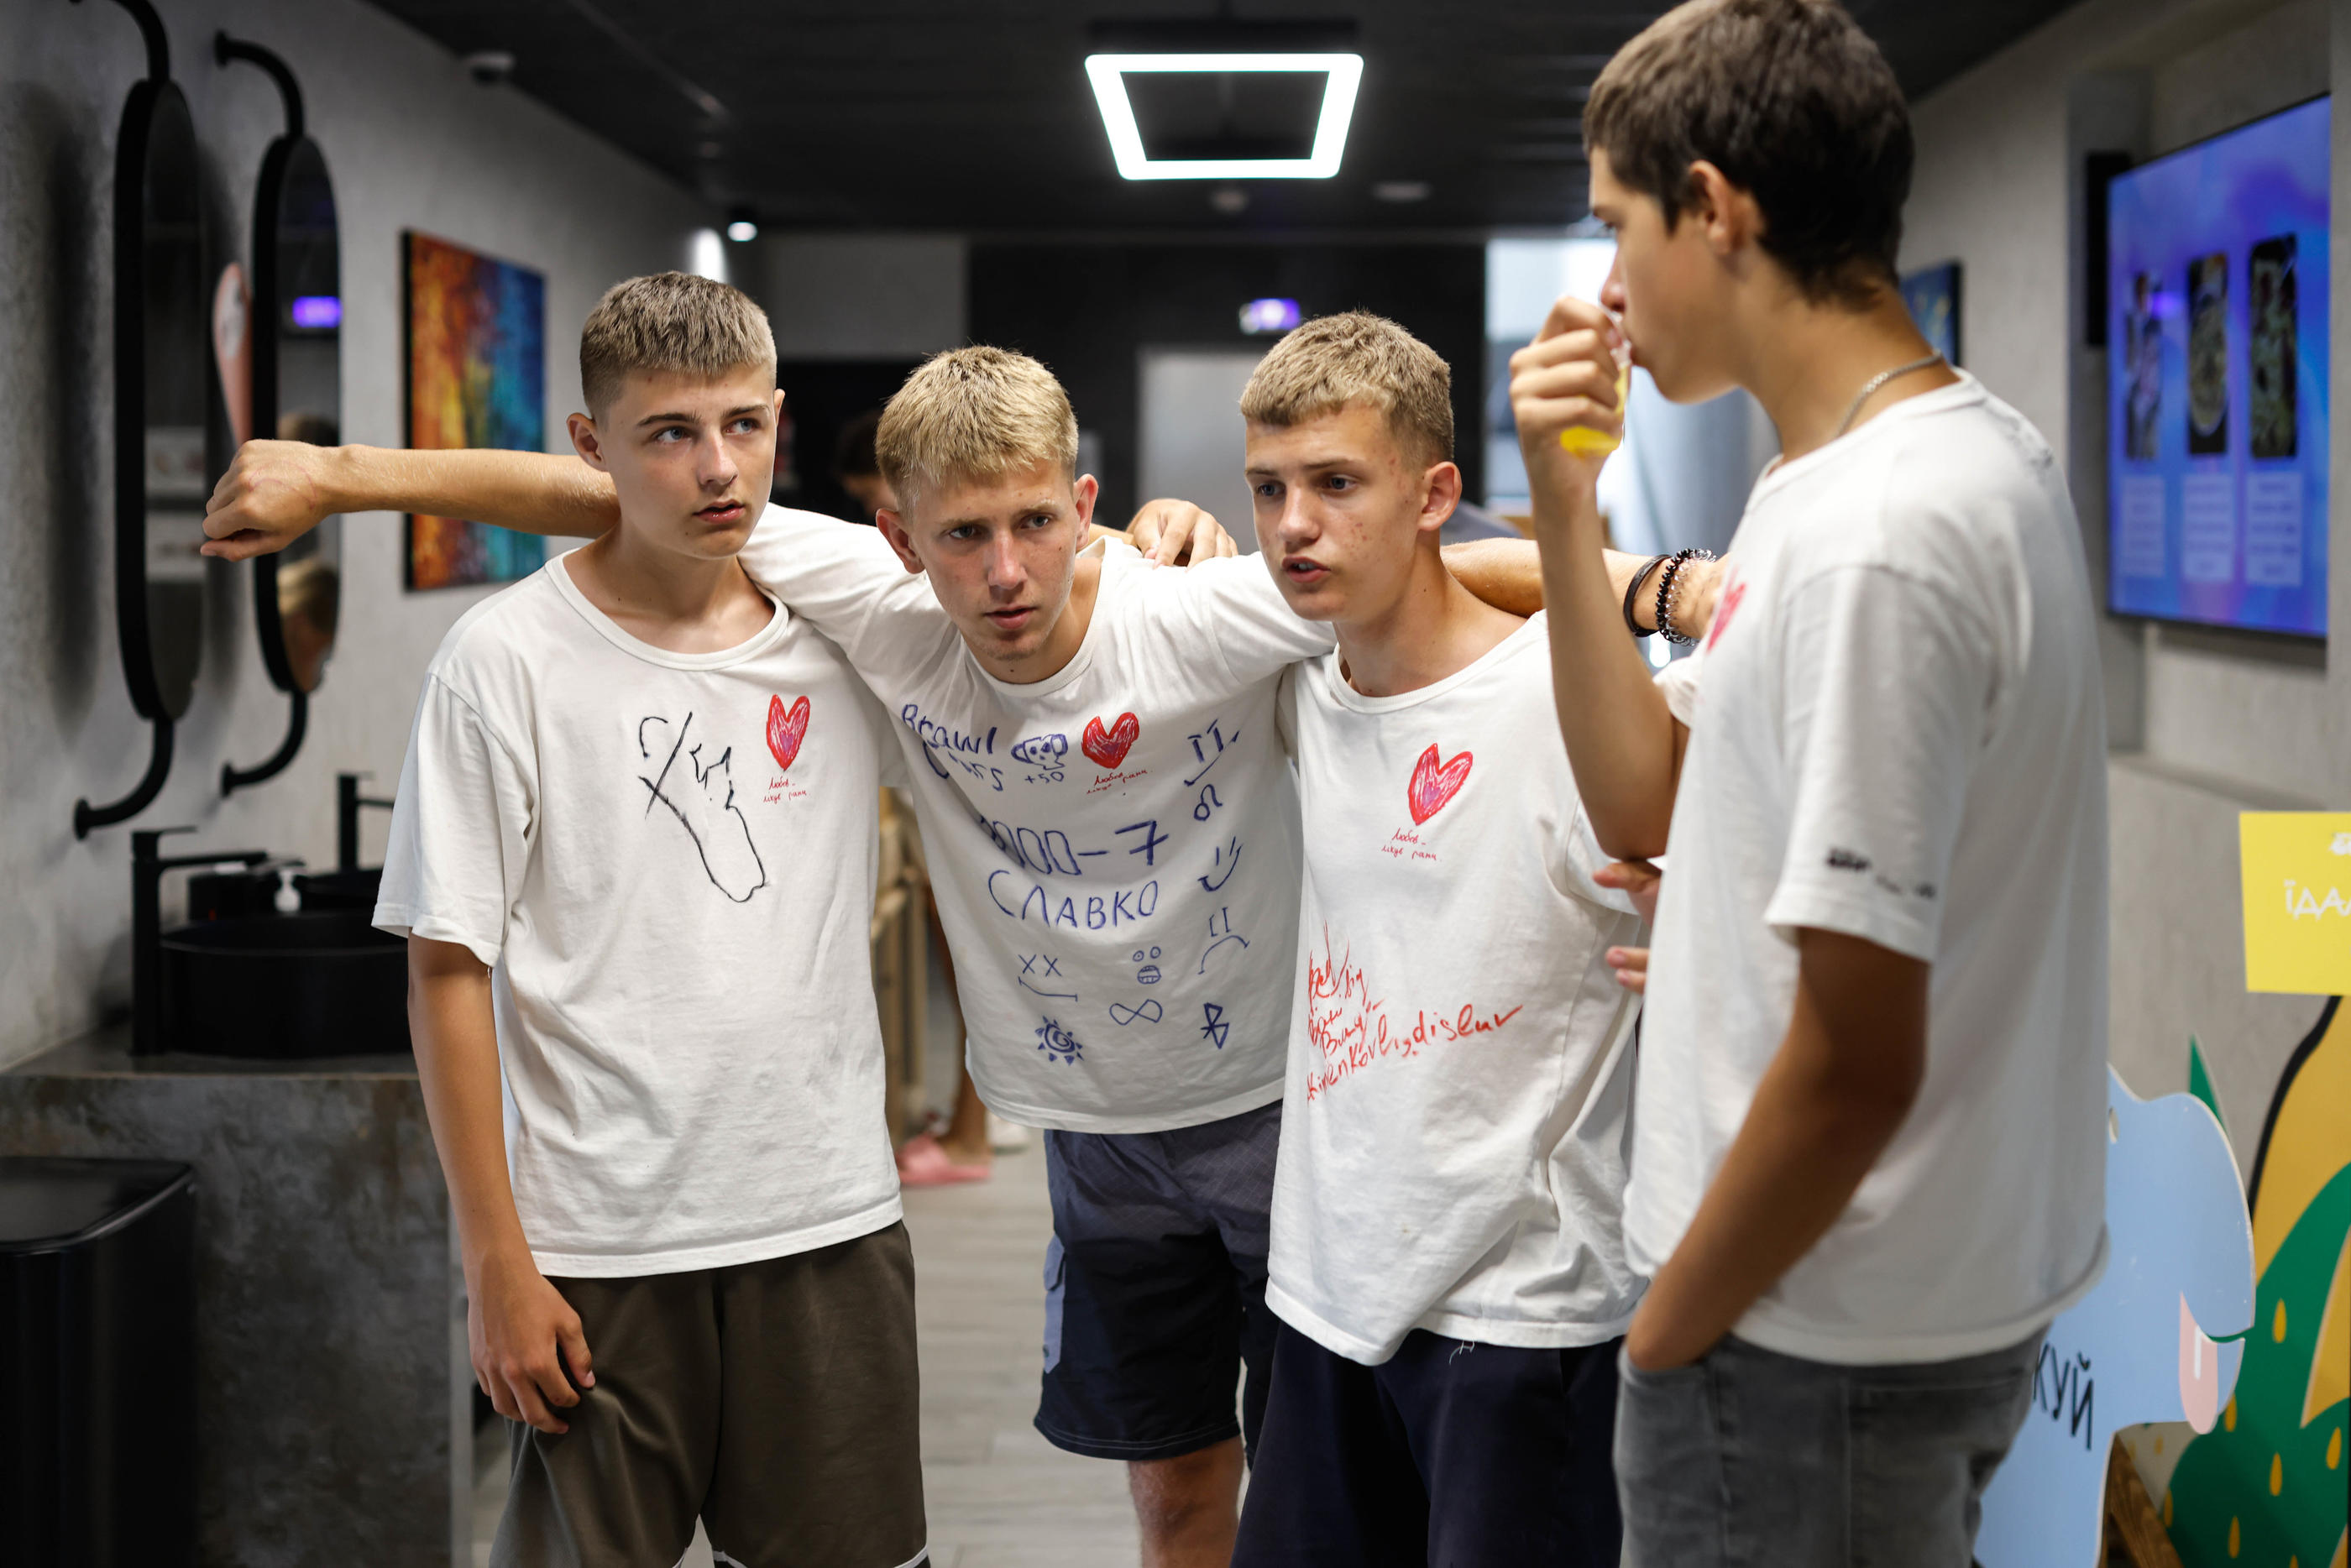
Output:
[1659, 548, 1719, 645]
[1652, 548, 1697, 645]
[1621, 553, 1670, 639]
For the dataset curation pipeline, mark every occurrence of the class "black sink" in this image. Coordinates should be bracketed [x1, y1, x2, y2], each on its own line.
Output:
[293, 867, 381, 912]
[160, 912, 410, 1058]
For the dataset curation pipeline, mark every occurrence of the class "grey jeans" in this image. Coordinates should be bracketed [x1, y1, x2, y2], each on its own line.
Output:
[1614, 1331, 2043, 1567]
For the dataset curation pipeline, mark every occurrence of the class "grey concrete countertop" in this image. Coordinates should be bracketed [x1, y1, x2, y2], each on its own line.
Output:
[11, 1025, 416, 1079]
[0, 1027, 469, 1565]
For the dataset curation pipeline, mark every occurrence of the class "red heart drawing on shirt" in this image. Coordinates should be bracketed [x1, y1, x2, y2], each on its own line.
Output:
[766, 694, 811, 771]
[1081, 712, 1140, 770]
[1406, 744, 1474, 824]
[1705, 575, 1747, 651]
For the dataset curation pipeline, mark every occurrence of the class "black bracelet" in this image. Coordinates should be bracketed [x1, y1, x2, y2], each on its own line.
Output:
[1622, 553, 1669, 638]
[1652, 549, 1694, 645]
[1658, 548, 1718, 645]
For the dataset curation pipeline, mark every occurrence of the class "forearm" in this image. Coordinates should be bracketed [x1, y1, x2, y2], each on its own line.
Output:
[1532, 483, 1680, 858]
[1630, 932, 1926, 1367]
[407, 949, 531, 1275]
[1443, 538, 1661, 622]
[327, 445, 618, 537]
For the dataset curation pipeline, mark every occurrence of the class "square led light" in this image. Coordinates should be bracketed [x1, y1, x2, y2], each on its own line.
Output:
[1086, 53, 1364, 180]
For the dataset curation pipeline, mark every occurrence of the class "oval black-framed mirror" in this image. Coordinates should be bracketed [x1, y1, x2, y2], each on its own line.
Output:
[219, 35, 341, 796]
[76, 0, 213, 839]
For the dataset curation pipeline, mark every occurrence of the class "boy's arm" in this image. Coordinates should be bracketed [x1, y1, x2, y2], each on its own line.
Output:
[408, 936, 594, 1435]
[1510, 298, 1687, 860]
[1443, 537, 1716, 630]
[203, 442, 1254, 565]
[1624, 929, 1928, 1369]
[202, 442, 618, 560]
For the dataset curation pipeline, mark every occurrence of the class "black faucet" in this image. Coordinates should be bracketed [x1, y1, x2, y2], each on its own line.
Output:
[133, 828, 268, 1057]
[337, 773, 397, 873]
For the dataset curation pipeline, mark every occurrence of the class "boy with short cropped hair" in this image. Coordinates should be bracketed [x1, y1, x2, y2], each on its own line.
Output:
[1228, 311, 1644, 1568]
[1512, 1, 2109, 1560]
[377, 273, 924, 1568]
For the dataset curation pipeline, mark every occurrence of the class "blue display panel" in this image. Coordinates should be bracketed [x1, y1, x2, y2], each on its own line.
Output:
[2107, 97, 2329, 638]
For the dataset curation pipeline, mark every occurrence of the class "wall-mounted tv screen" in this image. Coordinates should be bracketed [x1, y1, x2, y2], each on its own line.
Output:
[2107, 96, 2328, 638]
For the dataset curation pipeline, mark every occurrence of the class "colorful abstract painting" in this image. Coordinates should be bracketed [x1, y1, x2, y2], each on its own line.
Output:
[402, 230, 547, 590]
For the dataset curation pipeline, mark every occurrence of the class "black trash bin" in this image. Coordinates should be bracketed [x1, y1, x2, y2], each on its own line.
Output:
[0, 1158, 197, 1568]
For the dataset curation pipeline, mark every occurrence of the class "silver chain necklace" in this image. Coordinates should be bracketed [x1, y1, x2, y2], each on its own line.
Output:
[1835, 353, 1946, 437]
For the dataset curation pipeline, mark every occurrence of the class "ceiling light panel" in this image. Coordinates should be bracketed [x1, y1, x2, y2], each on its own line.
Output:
[1085, 54, 1364, 180]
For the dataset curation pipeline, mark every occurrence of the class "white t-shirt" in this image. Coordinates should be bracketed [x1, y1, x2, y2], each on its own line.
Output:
[1633, 373, 2110, 1364]
[374, 552, 906, 1278]
[738, 508, 1336, 1133]
[1266, 616, 1647, 1365]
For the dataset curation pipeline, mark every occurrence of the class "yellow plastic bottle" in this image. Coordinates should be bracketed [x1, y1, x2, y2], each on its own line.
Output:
[1560, 358, 1632, 457]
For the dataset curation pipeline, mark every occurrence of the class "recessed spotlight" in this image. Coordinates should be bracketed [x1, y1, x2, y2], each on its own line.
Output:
[1211, 185, 1250, 215]
[725, 208, 758, 243]
[1239, 298, 1301, 334]
[1086, 52, 1364, 180]
[1373, 180, 1431, 204]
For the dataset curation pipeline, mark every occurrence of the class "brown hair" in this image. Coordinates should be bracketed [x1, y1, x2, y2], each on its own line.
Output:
[877, 346, 1079, 505]
[1238, 311, 1453, 469]
[1584, 0, 1912, 306]
[578, 272, 776, 416]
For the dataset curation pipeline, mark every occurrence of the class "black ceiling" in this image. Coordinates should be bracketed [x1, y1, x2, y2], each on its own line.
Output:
[362, 0, 2084, 233]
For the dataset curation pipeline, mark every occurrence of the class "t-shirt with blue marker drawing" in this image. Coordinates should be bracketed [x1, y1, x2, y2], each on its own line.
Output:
[738, 505, 1335, 1135]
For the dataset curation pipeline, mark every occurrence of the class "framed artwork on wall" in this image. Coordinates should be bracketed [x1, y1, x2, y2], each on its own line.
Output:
[402, 230, 547, 589]
[1899, 259, 1962, 367]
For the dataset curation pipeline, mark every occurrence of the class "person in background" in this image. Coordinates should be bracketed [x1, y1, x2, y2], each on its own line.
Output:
[1511, 1, 2110, 1561]
[826, 399, 1018, 1186]
[835, 407, 894, 523]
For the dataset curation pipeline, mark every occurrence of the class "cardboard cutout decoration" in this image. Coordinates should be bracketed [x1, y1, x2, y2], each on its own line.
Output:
[2163, 998, 2347, 1568]
[1977, 1069, 2256, 1568]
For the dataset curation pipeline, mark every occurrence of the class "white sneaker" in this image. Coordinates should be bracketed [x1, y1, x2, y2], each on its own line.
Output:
[987, 1112, 1031, 1153]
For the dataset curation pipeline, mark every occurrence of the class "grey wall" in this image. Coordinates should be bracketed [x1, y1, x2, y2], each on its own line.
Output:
[0, 0, 711, 1069]
[1903, 0, 2348, 1162]
[755, 232, 967, 360]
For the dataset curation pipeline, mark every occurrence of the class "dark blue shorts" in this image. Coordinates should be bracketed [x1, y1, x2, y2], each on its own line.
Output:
[1034, 1100, 1280, 1465]
[1233, 1322, 1625, 1568]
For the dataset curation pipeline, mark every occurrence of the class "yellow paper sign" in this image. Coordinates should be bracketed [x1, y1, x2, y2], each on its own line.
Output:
[2239, 812, 2351, 995]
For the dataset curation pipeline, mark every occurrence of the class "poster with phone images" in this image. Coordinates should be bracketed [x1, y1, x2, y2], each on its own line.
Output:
[2107, 97, 2329, 638]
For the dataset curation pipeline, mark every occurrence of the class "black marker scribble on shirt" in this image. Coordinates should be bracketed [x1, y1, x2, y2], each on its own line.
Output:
[638, 712, 768, 903]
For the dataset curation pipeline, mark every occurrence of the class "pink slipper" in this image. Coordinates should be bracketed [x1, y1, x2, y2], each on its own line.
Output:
[896, 1132, 991, 1186]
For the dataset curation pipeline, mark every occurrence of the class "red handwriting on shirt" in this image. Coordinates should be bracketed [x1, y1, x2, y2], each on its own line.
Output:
[1302, 927, 1523, 1101]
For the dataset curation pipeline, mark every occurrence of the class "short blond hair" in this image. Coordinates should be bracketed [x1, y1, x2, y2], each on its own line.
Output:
[1239, 311, 1453, 470]
[579, 272, 776, 416]
[877, 346, 1079, 505]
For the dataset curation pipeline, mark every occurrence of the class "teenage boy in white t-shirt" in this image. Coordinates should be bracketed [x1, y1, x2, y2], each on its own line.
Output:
[202, 347, 1648, 1564]
[1509, 1, 2110, 1561]
[1229, 312, 1645, 1568]
[375, 274, 923, 1567]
